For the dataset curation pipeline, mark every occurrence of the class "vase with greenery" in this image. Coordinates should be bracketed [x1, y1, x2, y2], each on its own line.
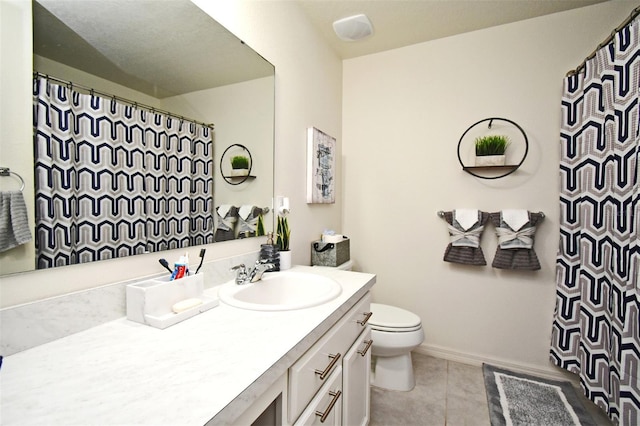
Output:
[276, 215, 291, 269]
[230, 155, 250, 176]
[474, 135, 510, 166]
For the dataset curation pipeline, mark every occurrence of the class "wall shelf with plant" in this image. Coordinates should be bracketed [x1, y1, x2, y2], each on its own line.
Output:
[457, 117, 528, 180]
[220, 143, 255, 185]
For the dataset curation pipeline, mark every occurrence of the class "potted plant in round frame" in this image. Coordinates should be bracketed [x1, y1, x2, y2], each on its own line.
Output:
[474, 135, 510, 166]
[230, 155, 250, 176]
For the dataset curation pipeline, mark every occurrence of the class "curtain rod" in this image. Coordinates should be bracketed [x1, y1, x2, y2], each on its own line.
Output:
[34, 72, 215, 130]
[566, 5, 640, 76]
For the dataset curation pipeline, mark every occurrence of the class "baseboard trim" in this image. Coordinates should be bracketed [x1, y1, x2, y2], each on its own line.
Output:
[413, 343, 578, 384]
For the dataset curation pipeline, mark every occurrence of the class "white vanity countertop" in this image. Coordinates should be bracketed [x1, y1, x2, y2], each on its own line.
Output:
[0, 266, 375, 425]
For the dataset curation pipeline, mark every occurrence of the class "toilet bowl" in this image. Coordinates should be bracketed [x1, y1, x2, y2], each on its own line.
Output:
[369, 303, 424, 391]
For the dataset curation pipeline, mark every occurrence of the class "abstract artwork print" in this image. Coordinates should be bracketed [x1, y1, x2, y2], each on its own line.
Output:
[307, 127, 335, 204]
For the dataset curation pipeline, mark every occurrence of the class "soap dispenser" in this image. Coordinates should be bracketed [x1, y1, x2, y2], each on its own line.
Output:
[260, 232, 280, 271]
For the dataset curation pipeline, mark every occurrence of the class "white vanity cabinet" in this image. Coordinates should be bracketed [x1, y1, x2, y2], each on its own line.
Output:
[288, 293, 372, 425]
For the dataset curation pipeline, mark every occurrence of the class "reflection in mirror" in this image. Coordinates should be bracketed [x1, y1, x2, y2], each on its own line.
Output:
[0, 0, 274, 275]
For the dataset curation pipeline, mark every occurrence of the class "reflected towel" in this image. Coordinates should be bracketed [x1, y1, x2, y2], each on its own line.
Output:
[237, 205, 261, 238]
[0, 191, 32, 252]
[214, 205, 238, 242]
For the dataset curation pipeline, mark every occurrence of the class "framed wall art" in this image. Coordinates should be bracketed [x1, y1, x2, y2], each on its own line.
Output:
[306, 127, 336, 204]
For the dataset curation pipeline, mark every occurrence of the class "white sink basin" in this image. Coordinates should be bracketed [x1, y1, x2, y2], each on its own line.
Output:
[218, 271, 342, 311]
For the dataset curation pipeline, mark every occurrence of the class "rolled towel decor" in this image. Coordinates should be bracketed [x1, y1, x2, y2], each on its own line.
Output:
[441, 209, 489, 266]
[214, 205, 238, 242]
[236, 205, 263, 239]
[489, 210, 543, 270]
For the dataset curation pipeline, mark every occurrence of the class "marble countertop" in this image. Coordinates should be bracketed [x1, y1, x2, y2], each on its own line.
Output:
[0, 266, 375, 425]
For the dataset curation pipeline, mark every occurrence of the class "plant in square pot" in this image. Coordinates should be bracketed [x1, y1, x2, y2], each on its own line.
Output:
[230, 155, 250, 176]
[474, 135, 510, 166]
[276, 215, 291, 270]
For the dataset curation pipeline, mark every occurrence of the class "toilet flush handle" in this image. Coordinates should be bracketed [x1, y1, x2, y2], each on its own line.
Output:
[357, 311, 372, 326]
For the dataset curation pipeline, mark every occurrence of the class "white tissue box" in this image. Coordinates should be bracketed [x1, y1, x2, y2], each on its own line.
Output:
[126, 274, 218, 329]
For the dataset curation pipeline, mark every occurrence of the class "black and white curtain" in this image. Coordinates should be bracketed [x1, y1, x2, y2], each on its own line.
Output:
[33, 77, 213, 269]
[550, 15, 639, 426]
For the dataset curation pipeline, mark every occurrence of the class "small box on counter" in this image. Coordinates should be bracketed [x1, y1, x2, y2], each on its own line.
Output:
[311, 237, 350, 267]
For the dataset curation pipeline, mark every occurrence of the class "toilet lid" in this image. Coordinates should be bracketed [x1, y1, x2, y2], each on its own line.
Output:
[369, 303, 421, 330]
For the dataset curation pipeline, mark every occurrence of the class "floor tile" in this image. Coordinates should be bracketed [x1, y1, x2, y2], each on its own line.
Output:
[369, 352, 613, 426]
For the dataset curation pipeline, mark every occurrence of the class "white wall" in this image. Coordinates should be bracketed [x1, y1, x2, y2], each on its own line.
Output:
[161, 76, 275, 219]
[0, 0, 35, 275]
[342, 1, 638, 374]
[193, 0, 344, 252]
[0, 0, 342, 308]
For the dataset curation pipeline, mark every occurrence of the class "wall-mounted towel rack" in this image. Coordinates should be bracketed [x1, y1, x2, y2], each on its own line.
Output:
[0, 167, 25, 191]
[437, 210, 544, 218]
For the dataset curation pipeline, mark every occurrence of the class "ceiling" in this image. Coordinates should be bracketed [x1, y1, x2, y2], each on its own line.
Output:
[295, 0, 609, 59]
[33, 0, 609, 97]
[33, 0, 274, 98]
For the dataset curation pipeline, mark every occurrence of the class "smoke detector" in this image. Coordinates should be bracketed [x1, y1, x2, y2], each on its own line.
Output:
[333, 14, 373, 41]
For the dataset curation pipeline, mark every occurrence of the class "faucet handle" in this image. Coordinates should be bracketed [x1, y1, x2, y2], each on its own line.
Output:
[231, 264, 248, 284]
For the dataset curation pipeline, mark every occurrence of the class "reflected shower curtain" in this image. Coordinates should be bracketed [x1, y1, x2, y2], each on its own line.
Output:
[33, 77, 213, 268]
[550, 16, 639, 426]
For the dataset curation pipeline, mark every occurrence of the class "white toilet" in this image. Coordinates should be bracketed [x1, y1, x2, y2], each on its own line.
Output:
[313, 260, 424, 391]
[369, 303, 424, 391]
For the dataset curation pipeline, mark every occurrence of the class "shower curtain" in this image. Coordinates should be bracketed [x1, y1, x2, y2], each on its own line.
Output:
[550, 16, 639, 426]
[33, 77, 213, 268]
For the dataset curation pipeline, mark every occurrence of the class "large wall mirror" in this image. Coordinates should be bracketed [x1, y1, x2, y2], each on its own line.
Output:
[0, 0, 274, 276]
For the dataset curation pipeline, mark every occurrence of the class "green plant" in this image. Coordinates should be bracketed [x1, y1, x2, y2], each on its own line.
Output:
[276, 215, 290, 251]
[474, 135, 510, 156]
[231, 155, 250, 169]
[256, 214, 265, 236]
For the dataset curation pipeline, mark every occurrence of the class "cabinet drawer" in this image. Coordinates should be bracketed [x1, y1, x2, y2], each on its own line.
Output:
[288, 293, 371, 422]
[293, 366, 343, 426]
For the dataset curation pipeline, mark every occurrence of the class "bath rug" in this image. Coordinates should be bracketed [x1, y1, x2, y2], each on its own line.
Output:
[483, 364, 596, 426]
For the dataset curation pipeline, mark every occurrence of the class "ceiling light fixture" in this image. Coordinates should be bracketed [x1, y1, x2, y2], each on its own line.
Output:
[333, 14, 373, 41]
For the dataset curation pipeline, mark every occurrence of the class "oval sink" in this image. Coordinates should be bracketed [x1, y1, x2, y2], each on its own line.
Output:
[218, 271, 342, 311]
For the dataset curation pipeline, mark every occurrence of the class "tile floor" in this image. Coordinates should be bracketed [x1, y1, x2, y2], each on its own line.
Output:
[370, 352, 613, 426]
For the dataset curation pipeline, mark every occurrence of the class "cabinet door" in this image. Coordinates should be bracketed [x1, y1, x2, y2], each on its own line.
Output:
[294, 366, 343, 426]
[342, 328, 372, 426]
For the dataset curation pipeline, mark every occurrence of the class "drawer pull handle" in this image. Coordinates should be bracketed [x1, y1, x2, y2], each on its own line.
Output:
[357, 311, 372, 326]
[315, 353, 341, 380]
[315, 390, 342, 423]
[358, 339, 373, 357]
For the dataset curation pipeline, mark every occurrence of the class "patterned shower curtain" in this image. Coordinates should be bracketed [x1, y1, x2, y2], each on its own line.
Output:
[550, 16, 639, 426]
[33, 77, 213, 268]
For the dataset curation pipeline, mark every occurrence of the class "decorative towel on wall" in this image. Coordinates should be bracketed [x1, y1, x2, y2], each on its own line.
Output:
[0, 192, 32, 252]
[441, 210, 489, 265]
[236, 205, 263, 239]
[489, 211, 542, 270]
[214, 205, 238, 242]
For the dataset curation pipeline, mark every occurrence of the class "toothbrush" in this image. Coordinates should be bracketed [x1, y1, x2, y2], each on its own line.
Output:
[195, 248, 206, 274]
[158, 258, 173, 274]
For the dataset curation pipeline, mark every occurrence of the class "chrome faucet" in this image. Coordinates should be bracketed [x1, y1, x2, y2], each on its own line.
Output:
[231, 259, 276, 285]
